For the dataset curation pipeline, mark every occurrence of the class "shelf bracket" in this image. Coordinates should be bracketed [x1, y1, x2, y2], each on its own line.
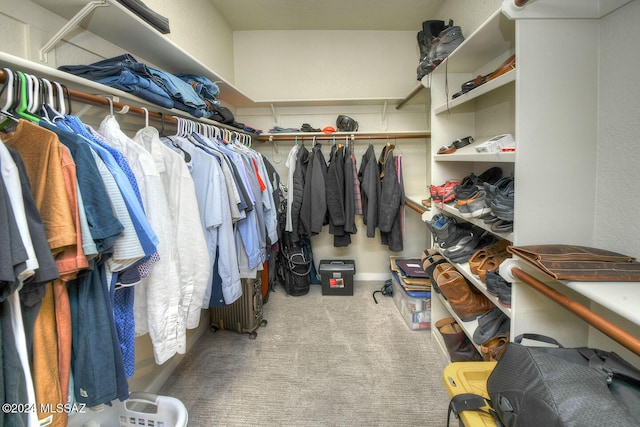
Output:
[270, 103, 278, 125]
[379, 100, 388, 131]
[39, 0, 110, 62]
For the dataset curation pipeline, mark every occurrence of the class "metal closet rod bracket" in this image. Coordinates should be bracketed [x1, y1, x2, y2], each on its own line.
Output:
[39, 0, 110, 62]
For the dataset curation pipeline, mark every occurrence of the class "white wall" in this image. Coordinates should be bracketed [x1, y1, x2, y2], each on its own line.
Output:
[233, 30, 419, 101]
[596, 0, 640, 259]
[435, 0, 502, 38]
[231, 2, 502, 278]
[142, 0, 236, 83]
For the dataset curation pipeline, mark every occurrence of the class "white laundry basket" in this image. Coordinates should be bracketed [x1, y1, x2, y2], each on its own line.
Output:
[67, 392, 188, 427]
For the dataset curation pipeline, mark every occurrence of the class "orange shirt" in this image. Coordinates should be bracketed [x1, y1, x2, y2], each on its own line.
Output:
[56, 144, 88, 280]
[2, 120, 76, 257]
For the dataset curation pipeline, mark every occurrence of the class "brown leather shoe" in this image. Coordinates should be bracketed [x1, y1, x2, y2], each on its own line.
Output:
[477, 252, 511, 283]
[469, 239, 510, 275]
[437, 270, 494, 321]
[480, 333, 510, 361]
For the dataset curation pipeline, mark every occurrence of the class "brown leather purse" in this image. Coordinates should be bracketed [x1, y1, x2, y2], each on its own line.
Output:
[507, 244, 640, 281]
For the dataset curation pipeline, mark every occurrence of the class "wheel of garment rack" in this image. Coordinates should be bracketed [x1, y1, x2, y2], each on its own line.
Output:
[210, 324, 219, 333]
[249, 331, 258, 339]
[260, 319, 268, 327]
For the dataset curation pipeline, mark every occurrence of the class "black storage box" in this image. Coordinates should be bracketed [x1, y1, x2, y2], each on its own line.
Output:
[319, 260, 356, 296]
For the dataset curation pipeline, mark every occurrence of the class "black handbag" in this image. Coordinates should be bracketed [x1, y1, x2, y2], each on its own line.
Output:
[486, 334, 640, 427]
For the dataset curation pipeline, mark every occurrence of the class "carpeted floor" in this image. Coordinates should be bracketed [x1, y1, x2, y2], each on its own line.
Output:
[159, 281, 451, 426]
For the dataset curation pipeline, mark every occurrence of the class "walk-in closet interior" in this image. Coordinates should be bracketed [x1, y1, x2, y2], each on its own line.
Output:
[1, 0, 640, 425]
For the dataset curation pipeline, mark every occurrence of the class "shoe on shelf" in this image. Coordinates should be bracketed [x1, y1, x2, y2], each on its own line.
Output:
[436, 317, 483, 362]
[425, 213, 455, 243]
[442, 229, 481, 259]
[448, 232, 496, 264]
[432, 262, 456, 285]
[485, 269, 511, 298]
[436, 222, 474, 250]
[478, 166, 503, 185]
[491, 219, 514, 233]
[454, 174, 482, 202]
[485, 176, 514, 222]
[430, 180, 461, 204]
[498, 281, 512, 308]
[460, 190, 492, 218]
[468, 239, 510, 275]
[436, 269, 494, 321]
[480, 333, 510, 361]
[472, 307, 510, 346]
[422, 251, 447, 291]
[477, 252, 511, 283]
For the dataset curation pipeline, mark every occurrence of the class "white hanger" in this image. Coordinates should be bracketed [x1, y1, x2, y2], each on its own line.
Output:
[25, 74, 38, 114]
[1, 68, 14, 112]
[53, 81, 66, 115]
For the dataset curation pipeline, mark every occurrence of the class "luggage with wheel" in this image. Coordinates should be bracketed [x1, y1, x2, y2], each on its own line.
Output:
[210, 277, 267, 339]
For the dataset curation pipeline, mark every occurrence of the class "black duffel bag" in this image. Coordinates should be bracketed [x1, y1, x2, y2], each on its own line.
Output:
[486, 334, 640, 427]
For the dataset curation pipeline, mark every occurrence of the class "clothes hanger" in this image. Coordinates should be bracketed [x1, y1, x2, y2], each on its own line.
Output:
[34, 77, 55, 124]
[162, 113, 191, 163]
[13, 71, 41, 123]
[140, 107, 149, 128]
[104, 95, 115, 117]
[62, 84, 73, 116]
[25, 74, 38, 115]
[0, 68, 19, 130]
[53, 81, 66, 116]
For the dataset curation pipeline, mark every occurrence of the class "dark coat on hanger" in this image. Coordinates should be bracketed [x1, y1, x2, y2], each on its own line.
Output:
[300, 143, 327, 236]
[358, 144, 380, 238]
[290, 145, 309, 241]
[343, 147, 357, 235]
[326, 145, 351, 247]
[378, 144, 404, 252]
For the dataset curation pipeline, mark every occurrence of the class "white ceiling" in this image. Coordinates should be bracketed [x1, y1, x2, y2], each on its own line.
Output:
[209, 0, 447, 31]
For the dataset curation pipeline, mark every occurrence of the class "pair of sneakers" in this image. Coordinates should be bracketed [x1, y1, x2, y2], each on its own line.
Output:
[458, 191, 491, 218]
[484, 176, 514, 220]
[486, 269, 512, 308]
[455, 167, 503, 218]
[425, 213, 456, 244]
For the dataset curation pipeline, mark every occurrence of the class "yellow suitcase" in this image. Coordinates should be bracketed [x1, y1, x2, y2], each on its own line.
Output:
[443, 361, 498, 427]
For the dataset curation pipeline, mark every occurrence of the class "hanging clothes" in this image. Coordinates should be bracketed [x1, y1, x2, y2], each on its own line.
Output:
[358, 144, 380, 238]
[300, 142, 327, 237]
[0, 67, 270, 419]
[162, 132, 242, 306]
[0, 137, 56, 427]
[378, 144, 404, 252]
[326, 144, 351, 247]
[284, 143, 299, 233]
[133, 125, 210, 338]
[290, 144, 309, 241]
[2, 120, 83, 427]
[343, 145, 358, 235]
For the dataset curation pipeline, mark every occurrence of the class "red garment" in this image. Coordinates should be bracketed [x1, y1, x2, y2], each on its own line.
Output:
[252, 158, 267, 192]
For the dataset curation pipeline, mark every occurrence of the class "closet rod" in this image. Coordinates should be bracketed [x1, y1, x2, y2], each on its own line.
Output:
[0, 68, 253, 136]
[257, 132, 430, 142]
[511, 267, 640, 357]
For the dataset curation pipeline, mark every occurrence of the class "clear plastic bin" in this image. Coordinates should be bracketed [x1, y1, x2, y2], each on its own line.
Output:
[391, 273, 431, 330]
[67, 393, 188, 427]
